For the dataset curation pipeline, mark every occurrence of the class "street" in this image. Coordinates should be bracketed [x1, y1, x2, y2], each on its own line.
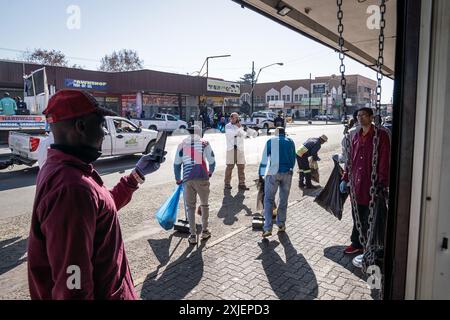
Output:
[0, 123, 377, 300]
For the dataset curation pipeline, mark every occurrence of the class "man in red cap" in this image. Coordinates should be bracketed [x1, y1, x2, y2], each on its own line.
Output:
[28, 89, 164, 300]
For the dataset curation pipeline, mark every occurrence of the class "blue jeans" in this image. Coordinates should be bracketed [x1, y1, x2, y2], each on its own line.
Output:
[263, 172, 293, 231]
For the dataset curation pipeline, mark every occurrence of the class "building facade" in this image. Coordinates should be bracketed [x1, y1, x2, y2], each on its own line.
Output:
[0, 60, 240, 122]
[238, 75, 377, 118]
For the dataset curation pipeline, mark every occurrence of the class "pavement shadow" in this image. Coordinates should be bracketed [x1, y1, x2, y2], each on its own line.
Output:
[148, 234, 182, 267]
[217, 189, 252, 225]
[0, 155, 138, 192]
[0, 237, 28, 276]
[323, 245, 365, 279]
[0, 166, 39, 191]
[300, 186, 323, 198]
[257, 233, 318, 300]
[323, 245, 381, 300]
[140, 242, 205, 300]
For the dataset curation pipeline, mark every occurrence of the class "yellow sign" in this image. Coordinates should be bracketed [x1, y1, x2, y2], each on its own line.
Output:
[206, 79, 240, 94]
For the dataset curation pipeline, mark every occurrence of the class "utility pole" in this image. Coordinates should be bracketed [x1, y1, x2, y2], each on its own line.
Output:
[251, 61, 255, 115]
[309, 73, 312, 124]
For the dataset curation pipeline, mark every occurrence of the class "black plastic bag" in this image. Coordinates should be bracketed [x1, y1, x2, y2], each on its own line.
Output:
[373, 187, 388, 248]
[255, 177, 277, 214]
[314, 159, 348, 220]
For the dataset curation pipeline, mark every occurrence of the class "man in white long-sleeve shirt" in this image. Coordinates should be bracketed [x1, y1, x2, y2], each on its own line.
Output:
[224, 112, 249, 190]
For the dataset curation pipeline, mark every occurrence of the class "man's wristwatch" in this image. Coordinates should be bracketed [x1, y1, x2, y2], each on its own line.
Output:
[131, 169, 145, 184]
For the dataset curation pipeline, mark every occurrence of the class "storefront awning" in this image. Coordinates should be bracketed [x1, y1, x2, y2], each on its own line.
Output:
[233, 0, 396, 79]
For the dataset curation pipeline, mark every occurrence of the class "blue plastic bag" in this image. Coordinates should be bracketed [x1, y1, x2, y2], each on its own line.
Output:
[156, 184, 183, 230]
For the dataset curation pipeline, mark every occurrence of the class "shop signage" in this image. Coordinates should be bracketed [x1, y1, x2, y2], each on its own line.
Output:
[0, 115, 46, 130]
[64, 79, 108, 90]
[106, 97, 119, 103]
[312, 83, 326, 94]
[207, 79, 240, 94]
[142, 94, 185, 106]
[268, 100, 284, 109]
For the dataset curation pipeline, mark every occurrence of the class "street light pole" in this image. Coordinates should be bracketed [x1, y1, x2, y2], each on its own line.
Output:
[249, 62, 283, 115]
[251, 61, 255, 115]
[309, 73, 312, 124]
[199, 54, 231, 78]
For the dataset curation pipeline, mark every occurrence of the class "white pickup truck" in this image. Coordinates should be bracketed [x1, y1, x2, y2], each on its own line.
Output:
[132, 113, 188, 131]
[241, 111, 276, 131]
[5, 116, 158, 168]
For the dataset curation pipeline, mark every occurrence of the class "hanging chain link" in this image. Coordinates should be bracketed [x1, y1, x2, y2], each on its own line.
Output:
[337, 0, 347, 121]
[363, 0, 386, 273]
[337, 1, 387, 295]
[337, 0, 367, 249]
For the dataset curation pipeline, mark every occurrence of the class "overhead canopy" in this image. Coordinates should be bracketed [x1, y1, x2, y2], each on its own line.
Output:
[233, 0, 396, 79]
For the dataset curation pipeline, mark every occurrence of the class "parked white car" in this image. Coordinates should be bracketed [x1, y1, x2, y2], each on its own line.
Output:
[132, 113, 188, 131]
[241, 111, 276, 130]
[7, 116, 158, 168]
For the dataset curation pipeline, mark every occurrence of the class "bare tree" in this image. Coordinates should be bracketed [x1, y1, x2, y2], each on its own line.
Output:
[99, 49, 144, 72]
[24, 49, 68, 66]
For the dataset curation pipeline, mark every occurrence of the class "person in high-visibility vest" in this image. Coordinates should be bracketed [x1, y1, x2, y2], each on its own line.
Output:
[296, 135, 328, 189]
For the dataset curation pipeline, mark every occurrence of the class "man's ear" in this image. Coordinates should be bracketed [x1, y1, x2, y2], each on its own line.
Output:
[74, 118, 86, 134]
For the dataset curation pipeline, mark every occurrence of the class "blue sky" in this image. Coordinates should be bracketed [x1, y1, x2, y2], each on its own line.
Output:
[0, 0, 393, 102]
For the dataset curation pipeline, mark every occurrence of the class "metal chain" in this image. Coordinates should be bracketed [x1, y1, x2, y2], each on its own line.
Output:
[363, 0, 386, 274]
[337, 0, 347, 121]
[337, 0, 367, 249]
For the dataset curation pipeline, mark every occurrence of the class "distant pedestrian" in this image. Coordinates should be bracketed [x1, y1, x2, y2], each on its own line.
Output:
[274, 111, 285, 128]
[0, 92, 17, 115]
[224, 112, 249, 190]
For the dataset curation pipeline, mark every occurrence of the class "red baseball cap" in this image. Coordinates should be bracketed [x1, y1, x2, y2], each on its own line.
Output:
[43, 89, 117, 123]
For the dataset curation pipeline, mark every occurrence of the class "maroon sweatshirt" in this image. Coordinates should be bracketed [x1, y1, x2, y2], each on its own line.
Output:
[28, 149, 139, 300]
[343, 125, 390, 206]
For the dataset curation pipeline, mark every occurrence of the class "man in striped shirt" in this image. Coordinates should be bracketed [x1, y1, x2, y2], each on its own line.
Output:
[174, 126, 216, 244]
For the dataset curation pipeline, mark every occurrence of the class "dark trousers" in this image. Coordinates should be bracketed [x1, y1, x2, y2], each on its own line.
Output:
[351, 204, 369, 249]
[296, 155, 311, 186]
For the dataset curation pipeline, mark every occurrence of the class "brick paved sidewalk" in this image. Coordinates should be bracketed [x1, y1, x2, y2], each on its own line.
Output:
[137, 197, 378, 300]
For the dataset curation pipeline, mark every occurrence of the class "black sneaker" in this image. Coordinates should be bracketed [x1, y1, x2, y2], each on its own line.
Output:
[188, 234, 197, 245]
[238, 185, 250, 191]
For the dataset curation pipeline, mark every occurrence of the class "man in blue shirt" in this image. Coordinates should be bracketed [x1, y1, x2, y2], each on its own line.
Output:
[258, 127, 296, 237]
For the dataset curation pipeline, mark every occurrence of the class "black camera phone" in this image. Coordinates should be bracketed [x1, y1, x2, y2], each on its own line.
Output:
[150, 131, 167, 163]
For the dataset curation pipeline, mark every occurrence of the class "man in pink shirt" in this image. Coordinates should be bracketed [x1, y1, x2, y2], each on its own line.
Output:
[28, 90, 163, 299]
